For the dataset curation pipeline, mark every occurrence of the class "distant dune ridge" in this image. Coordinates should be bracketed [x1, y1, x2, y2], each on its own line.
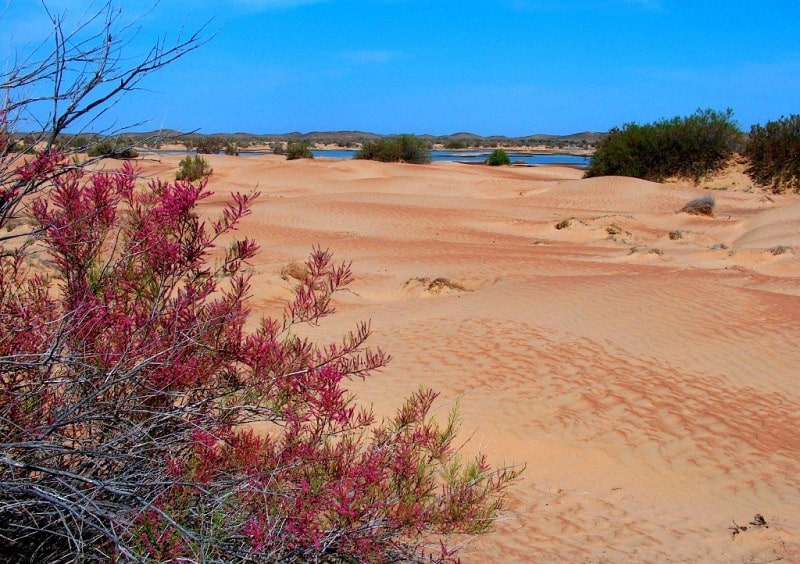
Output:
[138, 153, 800, 561]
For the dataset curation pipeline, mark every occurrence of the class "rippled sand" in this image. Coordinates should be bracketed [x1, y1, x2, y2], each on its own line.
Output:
[140, 154, 800, 562]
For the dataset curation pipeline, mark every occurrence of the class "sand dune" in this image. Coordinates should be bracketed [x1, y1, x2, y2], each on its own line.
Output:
[139, 153, 800, 562]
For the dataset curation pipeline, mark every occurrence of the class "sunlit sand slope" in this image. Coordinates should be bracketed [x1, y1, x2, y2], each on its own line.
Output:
[139, 154, 800, 562]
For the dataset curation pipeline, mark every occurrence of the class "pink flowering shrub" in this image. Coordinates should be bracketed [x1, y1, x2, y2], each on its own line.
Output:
[0, 152, 520, 561]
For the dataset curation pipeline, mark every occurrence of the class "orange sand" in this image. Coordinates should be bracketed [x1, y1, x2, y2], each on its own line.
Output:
[140, 153, 800, 562]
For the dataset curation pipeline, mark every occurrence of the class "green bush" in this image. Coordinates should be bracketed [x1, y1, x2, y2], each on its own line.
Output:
[585, 108, 742, 182]
[444, 139, 468, 149]
[86, 137, 139, 159]
[176, 154, 212, 181]
[224, 141, 240, 156]
[486, 148, 511, 166]
[196, 136, 224, 154]
[744, 115, 800, 193]
[286, 141, 314, 160]
[355, 135, 431, 164]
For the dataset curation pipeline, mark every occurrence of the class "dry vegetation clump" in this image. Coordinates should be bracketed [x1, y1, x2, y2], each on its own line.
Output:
[280, 261, 309, 281]
[669, 230, 684, 240]
[555, 218, 573, 230]
[769, 245, 793, 256]
[679, 195, 716, 216]
[427, 277, 467, 293]
[406, 277, 468, 294]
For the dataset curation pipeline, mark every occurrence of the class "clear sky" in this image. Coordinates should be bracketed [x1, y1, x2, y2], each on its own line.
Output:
[2, 0, 799, 136]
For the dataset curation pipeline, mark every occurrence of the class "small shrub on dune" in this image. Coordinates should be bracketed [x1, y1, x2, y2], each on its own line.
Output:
[679, 194, 716, 216]
[744, 114, 800, 193]
[586, 108, 742, 182]
[356, 135, 431, 164]
[486, 148, 511, 166]
[224, 140, 240, 155]
[176, 154, 212, 181]
[196, 136, 224, 154]
[286, 141, 314, 160]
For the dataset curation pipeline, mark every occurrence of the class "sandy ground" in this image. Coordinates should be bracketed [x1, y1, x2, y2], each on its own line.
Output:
[137, 153, 800, 562]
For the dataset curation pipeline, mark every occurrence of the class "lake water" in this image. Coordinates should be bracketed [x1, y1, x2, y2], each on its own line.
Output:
[312, 149, 591, 168]
[149, 149, 591, 168]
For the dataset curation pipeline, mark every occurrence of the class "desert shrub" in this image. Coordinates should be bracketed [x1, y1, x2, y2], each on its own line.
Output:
[176, 154, 213, 181]
[356, 135, 431, 164]
[286, 141, 314, 160]
[270, 141, 284, 155]
[86, 137, 139, 159]
[679, 194, 716, 216]
[444, 139, 468, 149]
[744, 115, 800, 193]
[196, 136, 224, 154]
[486, 148, 511, 166]
[0, 153, 521, 561]
[224, 140, 240, 156]
[586, 108, 742, 182]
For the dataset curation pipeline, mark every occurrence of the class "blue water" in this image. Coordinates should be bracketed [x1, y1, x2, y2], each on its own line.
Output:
[312, 149, 591, 167]
[146, 148, 591, 167]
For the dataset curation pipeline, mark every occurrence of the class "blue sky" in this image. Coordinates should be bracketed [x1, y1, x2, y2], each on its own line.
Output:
[2, 0, 799, 136]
